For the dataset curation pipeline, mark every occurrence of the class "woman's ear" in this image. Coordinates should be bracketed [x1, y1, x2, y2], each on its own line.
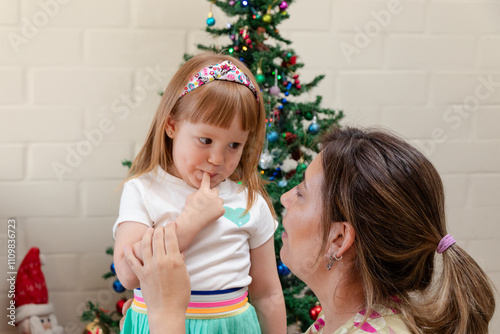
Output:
[327, 222, 355, 259]
[165, 117, 176, 138]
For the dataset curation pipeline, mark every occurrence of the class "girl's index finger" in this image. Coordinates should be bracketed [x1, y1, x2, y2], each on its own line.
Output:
[201, 172, 211, 190]
[164, 222, 181, 257]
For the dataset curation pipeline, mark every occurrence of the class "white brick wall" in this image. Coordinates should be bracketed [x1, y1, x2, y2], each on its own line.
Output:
[0, 0, 499, 333]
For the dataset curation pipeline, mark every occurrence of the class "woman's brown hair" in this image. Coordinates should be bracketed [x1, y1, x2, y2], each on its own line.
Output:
[128, 52, 274, 215]
[319, 126, 495, 333]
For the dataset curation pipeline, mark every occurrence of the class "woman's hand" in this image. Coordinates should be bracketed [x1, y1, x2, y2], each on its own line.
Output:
[124, 223, 190, 334]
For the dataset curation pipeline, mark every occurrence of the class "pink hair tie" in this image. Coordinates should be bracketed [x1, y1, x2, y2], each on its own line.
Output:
[437, 234, 456, 254]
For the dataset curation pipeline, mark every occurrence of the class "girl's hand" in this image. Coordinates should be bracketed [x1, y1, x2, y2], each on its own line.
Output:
[181, 172, 225, 228]
[124, 224, 190, 329]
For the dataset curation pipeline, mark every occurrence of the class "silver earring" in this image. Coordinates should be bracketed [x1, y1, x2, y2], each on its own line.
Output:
[325, 252, 342, 270]
[326, 255, 335, 270]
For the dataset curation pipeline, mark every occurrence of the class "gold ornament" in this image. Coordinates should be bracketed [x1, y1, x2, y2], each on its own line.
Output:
[83, 318, 110, 334]
[263, 14, 272, 23]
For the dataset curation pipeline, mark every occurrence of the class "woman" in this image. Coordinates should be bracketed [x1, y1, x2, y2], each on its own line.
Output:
[125, 127, 496, 334]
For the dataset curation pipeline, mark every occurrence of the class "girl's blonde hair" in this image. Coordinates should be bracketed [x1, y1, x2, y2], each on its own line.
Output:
[128, 52, 274, 215]
[319, 127, 495, 334]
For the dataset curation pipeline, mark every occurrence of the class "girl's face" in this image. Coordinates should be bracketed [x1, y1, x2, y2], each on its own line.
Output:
[166, 113, 249, 189]
[280, 154, 324, 279]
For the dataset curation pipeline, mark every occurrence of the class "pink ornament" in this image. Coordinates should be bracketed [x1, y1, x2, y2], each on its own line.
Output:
[229, 0, 235, 5]
[279, 1, 288, 10]
[270, 86, 280, 96]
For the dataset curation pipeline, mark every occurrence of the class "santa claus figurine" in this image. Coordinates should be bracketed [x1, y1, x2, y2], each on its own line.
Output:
[14, 247, 63, 334]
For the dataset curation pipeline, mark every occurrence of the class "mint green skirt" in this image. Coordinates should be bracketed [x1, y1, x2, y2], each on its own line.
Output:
[121, 303, 262, 334]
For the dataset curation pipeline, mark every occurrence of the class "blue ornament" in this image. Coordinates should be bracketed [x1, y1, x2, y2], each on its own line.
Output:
[287, 82, 292, 90]
[284, 91, 290, 96]
[113, 279, 126, 293]
[110, 262, 116, 275]
[277, 261, 291, 276]
[278, 178, 288, 187]
[281, 98, 287, 104]
[206, 17, 215, 26]
[267, 131, 278, 143]
[241, 0, 249, 6]
[270, 176, 275, 181]
[308, 122, 320, 134]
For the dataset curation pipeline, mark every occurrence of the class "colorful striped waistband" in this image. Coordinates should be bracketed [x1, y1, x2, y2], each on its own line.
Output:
[132, 287, 249, 319]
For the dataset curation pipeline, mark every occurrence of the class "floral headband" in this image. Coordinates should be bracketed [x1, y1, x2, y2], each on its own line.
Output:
[180, 60, 259, 103]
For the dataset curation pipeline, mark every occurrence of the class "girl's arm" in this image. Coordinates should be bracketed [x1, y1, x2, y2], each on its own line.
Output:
[248, 237, 287, 334]
[114, 173, 225, 290]
[114, 222, 149, 290]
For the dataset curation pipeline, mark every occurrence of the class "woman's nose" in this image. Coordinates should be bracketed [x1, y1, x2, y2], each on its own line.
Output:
[280, 188, 293, 208]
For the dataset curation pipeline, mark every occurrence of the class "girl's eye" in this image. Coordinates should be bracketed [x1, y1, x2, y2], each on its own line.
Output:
[199, 137, 212, 145]
[229, 142, 241, 149]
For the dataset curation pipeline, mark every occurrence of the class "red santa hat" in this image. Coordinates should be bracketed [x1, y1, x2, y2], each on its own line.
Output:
[14, 247, 54, 323]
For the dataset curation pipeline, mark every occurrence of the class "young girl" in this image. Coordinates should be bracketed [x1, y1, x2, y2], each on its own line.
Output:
[113, 53, 286, 334]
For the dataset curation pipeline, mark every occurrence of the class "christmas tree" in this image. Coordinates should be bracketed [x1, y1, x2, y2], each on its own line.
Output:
[79, 247, 131, 334]
[191, 0, 343, 331]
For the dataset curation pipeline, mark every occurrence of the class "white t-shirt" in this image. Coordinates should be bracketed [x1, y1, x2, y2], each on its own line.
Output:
[114, 167, 276, 290]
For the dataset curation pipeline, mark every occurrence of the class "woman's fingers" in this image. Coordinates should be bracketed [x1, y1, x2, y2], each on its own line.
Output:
[124, 245, 143, 277]
[164, 222, 180, 257]
[140, 227, 154, 261]
[153, 226, 166, 257]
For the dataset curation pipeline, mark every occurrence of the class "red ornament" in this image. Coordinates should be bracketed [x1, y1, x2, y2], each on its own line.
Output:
[285, 132, 297, 145]
[291, 149, 301, 161]
[296, 84, 301, 90]
[282, 81, 288, 86]
[309, 304, 322, 321]
[289, 55, 297, 65]
[294, 79, 300, 85]
[116, 298, 127, 315]
[293, 74, 299, 79]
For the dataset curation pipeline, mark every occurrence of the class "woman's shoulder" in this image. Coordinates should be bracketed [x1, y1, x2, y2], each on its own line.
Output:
[305, 305, 411, 334]
[339, 304, 410, 334]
